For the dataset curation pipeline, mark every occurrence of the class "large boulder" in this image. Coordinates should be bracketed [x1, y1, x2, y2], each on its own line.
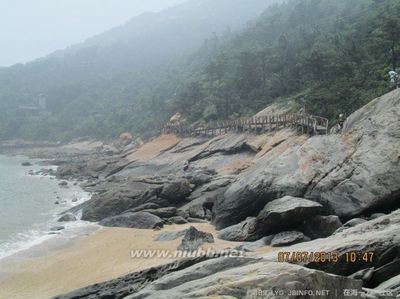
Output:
[254, 196, 322, 235]
[99, 212, 163, 229]
[214, 90, 400, 228]
[75, 180, 162, 221]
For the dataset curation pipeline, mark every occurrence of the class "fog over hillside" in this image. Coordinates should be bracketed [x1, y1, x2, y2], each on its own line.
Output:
[0, 0, 279, 140]
[0, 0, 187, 66]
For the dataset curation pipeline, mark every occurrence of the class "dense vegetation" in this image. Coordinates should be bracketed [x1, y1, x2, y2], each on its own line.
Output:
[171, 0, 400, 124]
[0, 0, 399, 140]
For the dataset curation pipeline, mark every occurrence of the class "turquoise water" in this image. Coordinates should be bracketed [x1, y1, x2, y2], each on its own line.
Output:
[0, 155, 90, 259]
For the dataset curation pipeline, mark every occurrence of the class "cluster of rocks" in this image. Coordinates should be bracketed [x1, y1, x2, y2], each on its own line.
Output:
[49, 90, 400, 298]
[54, 210, 400, 299]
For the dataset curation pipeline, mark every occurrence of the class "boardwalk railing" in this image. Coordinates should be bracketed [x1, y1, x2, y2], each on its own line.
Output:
[162, 113, 329, 137]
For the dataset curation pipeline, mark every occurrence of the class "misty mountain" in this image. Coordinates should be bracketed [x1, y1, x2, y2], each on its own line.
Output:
[0, 0, 279, 140]
[1, 0, 398, 141]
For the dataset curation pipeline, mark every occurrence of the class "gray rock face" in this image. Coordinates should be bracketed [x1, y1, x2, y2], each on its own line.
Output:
[126, 258, 362, 299]
[99, 212, 163, 229]
[76, 179, 163, 222]
[57, 213, 77, 222]
[300, 215, 343, 239]
[214, 90, 400, 228]
[177, 226, 214, 251]
[270, 231, 308, 247]
[254, 196, 322, 235]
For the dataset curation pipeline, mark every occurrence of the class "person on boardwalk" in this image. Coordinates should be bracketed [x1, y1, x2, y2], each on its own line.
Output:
[389, 71, 399, 89]
[338, 113, 345, 131]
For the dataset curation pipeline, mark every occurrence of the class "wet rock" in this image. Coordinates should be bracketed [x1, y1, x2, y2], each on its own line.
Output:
[21, 161, 32, 166]
[99, 212, 164, 229]
[177, 226, 214, 251]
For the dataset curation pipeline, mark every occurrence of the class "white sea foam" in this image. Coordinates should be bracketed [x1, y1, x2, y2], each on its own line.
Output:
[0, 155, 96, 260]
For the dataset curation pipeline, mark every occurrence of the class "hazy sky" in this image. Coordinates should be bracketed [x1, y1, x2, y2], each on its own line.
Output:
[0, 0, 186, 67]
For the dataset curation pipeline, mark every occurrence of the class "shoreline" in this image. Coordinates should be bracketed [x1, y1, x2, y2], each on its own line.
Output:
[0, 223, 251, 299]
[0, 154, 93, 262]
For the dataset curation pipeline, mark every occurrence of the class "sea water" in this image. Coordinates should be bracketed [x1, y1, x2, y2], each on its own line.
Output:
[0, 154, 92, 259]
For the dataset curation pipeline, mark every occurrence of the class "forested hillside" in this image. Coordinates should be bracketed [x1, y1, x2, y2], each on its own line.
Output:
[171, 0, 400, 124]
[0, 0, 277, 140]
[0, 0, 399, 140]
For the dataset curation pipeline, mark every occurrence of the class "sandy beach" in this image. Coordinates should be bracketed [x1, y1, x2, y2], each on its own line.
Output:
[0, 223, 255, 299]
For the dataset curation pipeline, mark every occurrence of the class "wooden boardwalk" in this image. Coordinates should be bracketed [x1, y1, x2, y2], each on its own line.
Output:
[162, 113, 329, 137]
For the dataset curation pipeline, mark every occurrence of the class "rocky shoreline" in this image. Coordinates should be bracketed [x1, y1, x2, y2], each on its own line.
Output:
[2, 90, 400, 298]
